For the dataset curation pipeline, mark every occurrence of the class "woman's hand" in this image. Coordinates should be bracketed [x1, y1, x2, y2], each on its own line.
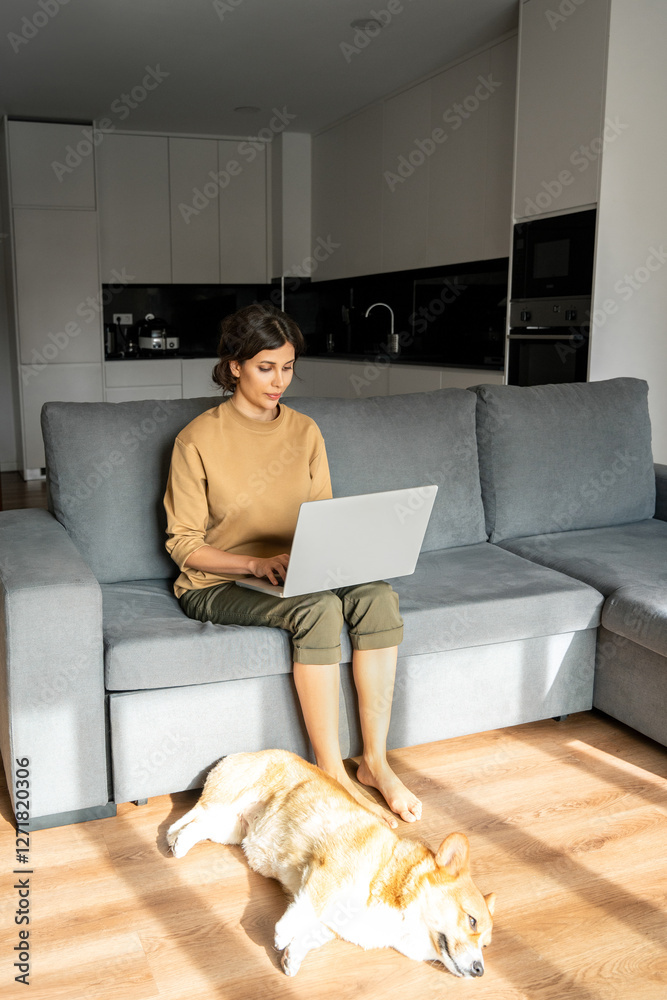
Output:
[247, 553, 290, 586]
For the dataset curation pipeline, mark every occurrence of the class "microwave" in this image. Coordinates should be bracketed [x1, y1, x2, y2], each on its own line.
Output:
[511, 208, 596, 299]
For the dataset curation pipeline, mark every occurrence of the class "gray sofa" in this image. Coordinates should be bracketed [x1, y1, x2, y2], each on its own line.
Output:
[0, 376, 665, 830]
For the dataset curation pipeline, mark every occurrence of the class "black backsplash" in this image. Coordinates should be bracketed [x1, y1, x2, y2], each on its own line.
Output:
[103, 256, 508, 369]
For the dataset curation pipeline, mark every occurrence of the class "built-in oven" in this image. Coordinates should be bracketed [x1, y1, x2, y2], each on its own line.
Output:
[511, 208, 596, 300]
[507, 296, 590, 386]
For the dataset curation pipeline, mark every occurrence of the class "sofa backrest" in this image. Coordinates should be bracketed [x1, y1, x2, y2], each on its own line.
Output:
[471, 377, 656, 543]
[42, 396, 223, 584]
[285, 389, 487, 554]
[42, 387, 486, 584]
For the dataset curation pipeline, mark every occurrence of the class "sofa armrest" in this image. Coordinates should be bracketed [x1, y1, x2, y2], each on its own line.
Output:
[655, 464, 667, 522]
[0, 509, 109, 827]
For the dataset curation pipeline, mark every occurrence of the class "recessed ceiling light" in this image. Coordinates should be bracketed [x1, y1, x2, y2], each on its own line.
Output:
[234, 106, 261, 114]
[350, 18, 384, 31]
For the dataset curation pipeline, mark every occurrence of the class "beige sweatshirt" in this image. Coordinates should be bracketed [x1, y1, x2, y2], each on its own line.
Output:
[163, 399, 333, 598]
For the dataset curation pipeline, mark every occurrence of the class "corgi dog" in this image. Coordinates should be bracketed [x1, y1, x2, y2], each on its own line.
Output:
[167, 748, 495, 978]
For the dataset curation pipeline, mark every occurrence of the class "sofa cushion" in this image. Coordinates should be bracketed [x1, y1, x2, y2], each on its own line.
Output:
[102, 579, 329, 691]
[601, 585, 667, 658]
[286, 389, 487, 551]
[42, 396, 222, 584]
[499, 519, 667, 596]
[385, 544, 601, 655]
[471, 378, 656, 543]
[102, 545, 602, 692]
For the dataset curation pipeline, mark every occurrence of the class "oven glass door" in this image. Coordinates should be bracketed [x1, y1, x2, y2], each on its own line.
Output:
[507, 331, 589, 386]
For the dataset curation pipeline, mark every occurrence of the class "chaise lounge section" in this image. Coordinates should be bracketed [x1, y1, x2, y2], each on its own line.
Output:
[471, 378, 667, 748]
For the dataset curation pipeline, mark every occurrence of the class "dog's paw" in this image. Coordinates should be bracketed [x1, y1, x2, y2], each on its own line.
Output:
[274, 923, 292, 952]
[280, 945, 301, 977]
[167, 831, 188, 858]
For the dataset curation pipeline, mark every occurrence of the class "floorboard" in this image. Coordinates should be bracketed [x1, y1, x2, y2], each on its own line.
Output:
[1, 712, 666, 999]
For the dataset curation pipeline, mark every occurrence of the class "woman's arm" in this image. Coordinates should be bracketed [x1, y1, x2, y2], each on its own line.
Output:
[184, 545, 289, 585]
[165, 436, 291, 586]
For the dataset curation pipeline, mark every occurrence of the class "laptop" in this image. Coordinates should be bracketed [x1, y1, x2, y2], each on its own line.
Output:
[235, 485, 438, 599]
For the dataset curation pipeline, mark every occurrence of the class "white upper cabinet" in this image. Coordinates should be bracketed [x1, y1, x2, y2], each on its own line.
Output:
[381, 80, 431, 273]
[343, 106, 384, 278]
[483, 36, 518, 258]
[310, 105, 383, 281]
[218, 139, 268, 283]
[97, 132, 268, 285]
[169, 137, 220, 284]
[96, 132, 171, 283]
[311, 122, 349, 280]
[427, 50, 492, 267]
[312, 36, 516, 280]
[7, 120, 96, 209]
[513, 0, 610, 219]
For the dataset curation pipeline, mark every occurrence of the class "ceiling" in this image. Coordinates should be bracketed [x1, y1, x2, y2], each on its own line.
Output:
[0, 0, 517, 138]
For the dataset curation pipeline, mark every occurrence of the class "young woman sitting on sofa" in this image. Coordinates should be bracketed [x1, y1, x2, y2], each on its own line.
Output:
[163, 303, 421, 826]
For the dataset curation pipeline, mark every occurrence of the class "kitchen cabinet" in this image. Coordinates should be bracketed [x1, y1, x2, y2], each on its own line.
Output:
[97, 132, 268, 285]
[310, 123, 348, 280]
[284, 358, 390, 398]
[96, 132, 171, 283]
[2, 120, 104, 478]
[7, 120, 96, 209]
[388, 365, 443, 394]
[169, 138, 220, 284]
[343, 108, 384, 279]
[21, 363, 103, 474]
[513, 0, 610, 220]
[105, 359, 182, 388]
[389, 364, 503, 393]
[13, 208, 102, 365]
[105, 385, 183, 403]
[104, 359, 182, 402]
[312, 36, 516, 281]
[483, 37, 517, 258]
[427, 50, 490, 267]
[218, 139, 268, 283]
[381, 81, 431, 273]
[282, 358, 502, 398]
[310, 105, 383, 281]
[106, 356, 504, 404]
[181, 358, 220, 399]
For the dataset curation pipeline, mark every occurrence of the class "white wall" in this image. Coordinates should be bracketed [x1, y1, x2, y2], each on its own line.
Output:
[0, 180, 20, 473]
[590, 0, 667, 463]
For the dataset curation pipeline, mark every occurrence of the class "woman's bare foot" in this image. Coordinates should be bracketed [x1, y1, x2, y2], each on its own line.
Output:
[325, 765, 398, 829]
[356, 756, 422, 823]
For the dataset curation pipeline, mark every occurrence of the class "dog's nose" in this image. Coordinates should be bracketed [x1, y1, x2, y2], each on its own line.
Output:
[471, 960, 484, 977]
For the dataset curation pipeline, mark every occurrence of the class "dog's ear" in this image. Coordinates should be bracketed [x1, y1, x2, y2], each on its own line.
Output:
[484, 892, 496, 916]
[435, 832, 470, 877]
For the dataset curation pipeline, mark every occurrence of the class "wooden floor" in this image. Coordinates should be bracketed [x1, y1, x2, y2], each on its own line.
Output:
[1, 711, 666, 1000]
[0, 470, 48, 511]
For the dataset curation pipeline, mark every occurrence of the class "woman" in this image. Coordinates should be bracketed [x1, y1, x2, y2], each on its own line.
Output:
[164, 303, 421, 826]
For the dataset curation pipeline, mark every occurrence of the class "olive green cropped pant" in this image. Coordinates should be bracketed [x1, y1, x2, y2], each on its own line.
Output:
[179, 579, 404, 665]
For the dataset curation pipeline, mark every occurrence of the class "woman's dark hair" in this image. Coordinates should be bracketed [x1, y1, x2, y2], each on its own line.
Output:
[212, 303, 305, 394]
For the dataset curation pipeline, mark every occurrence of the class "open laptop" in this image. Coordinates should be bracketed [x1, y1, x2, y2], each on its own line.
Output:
[235, 485, 438, 598]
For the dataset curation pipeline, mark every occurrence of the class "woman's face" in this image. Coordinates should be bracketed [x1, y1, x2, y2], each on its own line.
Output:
[229, 342, 295, 419]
